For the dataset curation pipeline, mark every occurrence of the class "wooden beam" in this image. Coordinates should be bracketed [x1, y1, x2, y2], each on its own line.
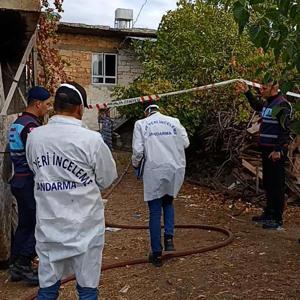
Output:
[32, 44, 38, 85]
[6, 63, 28, 108]
[0, 63, 5, 110]
[0, 31, 37, 115]
[17, 87, 27, 107]
[247, 122, 260, 134]
[242, 159, 263, 180]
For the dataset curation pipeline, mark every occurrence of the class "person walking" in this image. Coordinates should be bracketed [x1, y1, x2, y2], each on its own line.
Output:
[132, 103, 189, 266]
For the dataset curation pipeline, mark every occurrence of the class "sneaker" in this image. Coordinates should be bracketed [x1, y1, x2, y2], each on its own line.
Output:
[148, 252, 163, 267]
[9, 262, 39, 285]
[164, 236, 175, 251]
[252, 213, 273, 224]
[262, 220, 284, 230]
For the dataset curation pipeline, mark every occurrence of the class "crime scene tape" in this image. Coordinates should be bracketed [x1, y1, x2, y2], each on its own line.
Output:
[89, 78, 300, 110]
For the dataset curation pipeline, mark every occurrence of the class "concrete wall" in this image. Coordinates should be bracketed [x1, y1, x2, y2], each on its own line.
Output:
[57, 33, 144, 130]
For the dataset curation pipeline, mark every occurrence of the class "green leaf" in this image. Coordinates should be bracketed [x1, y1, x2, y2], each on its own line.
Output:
[279, 0, 291, 17]
[279, 24, 289, 40]
[273, 45, 281, 61]
[290, 4, 298, 19]
[238, 0, 247, 5]
[290, 120, 300, 135]
[249, 25, 270, 49]
[249, 24, 261, 41]
[265, 8, 280, 20]
[296, 54, 300, 73]
[292, 102, 300, 112]
[233, 1, 250, 33]
[263, 72, 272, 83]
[282, 49, 290, 63]
[249, 0, 265, 4]
[281, 81, 294, 93]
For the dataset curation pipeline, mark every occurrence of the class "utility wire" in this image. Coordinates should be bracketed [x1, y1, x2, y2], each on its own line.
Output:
[133, 0, 148, 27]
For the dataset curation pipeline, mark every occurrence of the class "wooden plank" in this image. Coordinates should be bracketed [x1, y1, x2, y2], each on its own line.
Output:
[247, 122, 260, 134]
[0, 31, 36, 115]
[0, 115, 17, 262]
[32, 44, 38, 85]
[0, 63, 5, 110]
[6, 63, 28, 108]
[242, 159, 263, 180]
[17, 87, 27, 107]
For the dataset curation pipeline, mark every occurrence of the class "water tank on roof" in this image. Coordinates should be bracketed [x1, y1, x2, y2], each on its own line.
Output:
[114, 8, 133, 29]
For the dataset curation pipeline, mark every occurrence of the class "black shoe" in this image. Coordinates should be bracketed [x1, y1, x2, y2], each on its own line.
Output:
[252, 213, 273, 224]
[9, 262, 39, 285]
[164, 235, 175, 251]
[262, 220, 284, 230]
[148, 252, 163, 267]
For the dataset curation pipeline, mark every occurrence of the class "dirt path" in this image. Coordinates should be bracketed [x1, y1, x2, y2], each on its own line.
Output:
[1, 151, 300, 299]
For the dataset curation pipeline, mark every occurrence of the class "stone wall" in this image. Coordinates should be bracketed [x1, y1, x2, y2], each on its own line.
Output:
[57, 33, 144, 130]
[0, 0, 40, 11]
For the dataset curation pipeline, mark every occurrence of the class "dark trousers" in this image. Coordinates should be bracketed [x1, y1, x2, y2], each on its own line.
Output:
[10, 176, 36, 260]
[147, 195, 174, 254]
[261, 148, 287, 222]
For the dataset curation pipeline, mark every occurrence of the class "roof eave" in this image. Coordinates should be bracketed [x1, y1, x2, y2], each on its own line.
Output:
[58, 22, 157, 39]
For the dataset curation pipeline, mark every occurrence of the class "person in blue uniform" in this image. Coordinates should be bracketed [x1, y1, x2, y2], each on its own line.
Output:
[8, 86, 51, 284]
[237, 79, 292, 230]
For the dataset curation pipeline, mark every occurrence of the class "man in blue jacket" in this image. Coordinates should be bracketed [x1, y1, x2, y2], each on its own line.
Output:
[237, 79, 292, 230]
[8, 86, 51, 284]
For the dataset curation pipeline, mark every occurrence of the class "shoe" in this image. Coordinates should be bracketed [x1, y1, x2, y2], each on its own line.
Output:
[252, 213, 273, 224]
[10, 262, 39, 285]
[148, 252, 163, 267]
[164, 235, 175, 251]
[262, 220, 284, 230]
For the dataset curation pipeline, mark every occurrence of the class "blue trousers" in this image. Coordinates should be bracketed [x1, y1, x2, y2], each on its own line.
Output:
[147, 195, 174, 254]
[37, 281, 98, 300]
[10, 175, 36, 259]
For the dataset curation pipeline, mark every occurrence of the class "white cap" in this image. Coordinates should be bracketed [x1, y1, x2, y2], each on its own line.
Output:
[144, 104, 160, 113]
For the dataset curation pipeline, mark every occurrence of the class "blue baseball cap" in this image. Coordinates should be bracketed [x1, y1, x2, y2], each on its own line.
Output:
[27, 86, 50, 103]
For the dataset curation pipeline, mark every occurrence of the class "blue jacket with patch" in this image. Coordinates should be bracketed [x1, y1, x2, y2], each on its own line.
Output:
[245, 92, 291, 151]
[8, 112, 41, 175]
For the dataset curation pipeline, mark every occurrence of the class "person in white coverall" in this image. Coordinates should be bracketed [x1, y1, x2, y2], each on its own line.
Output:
[26, 82, 117, 300]
[132, 104, 189, 267]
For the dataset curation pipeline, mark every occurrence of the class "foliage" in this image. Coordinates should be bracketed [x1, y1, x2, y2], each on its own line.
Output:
[232, 0, 300, 131]
[232, 0, 300, 76]
[114, 0, 292, 146]
[37, 0, 68, 93]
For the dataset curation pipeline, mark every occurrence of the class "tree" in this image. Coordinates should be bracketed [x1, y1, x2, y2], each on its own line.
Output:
[37, 0, 68, 93]
[114, 0, 290, 141]
[233, 0, 300, 78]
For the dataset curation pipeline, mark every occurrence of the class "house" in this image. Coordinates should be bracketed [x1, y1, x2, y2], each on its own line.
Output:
[56, 10, 157, 130]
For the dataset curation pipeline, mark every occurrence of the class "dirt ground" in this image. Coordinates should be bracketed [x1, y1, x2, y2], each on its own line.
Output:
[1, 151, 300, 300]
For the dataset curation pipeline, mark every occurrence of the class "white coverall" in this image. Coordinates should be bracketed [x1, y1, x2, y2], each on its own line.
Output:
[26, 115, 117, 288]
[132, 112, 189, 201]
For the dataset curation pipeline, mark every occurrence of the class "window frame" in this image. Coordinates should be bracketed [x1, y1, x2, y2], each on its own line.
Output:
[92, 53, 118, 85]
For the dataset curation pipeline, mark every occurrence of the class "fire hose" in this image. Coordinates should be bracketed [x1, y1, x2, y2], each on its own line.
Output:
[24, 160, 234, 300]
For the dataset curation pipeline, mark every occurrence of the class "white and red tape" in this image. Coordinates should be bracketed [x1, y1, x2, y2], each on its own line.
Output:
[88, 78, 300, 110]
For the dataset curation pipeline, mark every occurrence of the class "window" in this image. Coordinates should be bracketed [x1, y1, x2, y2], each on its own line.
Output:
[92, 53, 117, 84]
